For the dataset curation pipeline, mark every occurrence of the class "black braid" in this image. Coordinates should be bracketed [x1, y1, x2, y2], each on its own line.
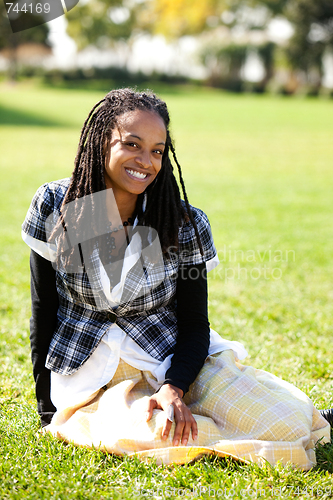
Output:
[59, 88, 203, 257]
[169, 142, 204, 256]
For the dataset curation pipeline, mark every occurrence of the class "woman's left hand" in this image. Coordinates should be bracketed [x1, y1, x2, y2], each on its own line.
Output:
[145, 384, 198, 446]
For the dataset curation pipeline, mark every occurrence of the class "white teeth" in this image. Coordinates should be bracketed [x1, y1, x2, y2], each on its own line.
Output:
[126, 168, 147, 179]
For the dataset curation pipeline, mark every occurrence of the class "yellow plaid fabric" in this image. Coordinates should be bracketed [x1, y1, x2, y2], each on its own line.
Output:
[46, 350, 330, 470]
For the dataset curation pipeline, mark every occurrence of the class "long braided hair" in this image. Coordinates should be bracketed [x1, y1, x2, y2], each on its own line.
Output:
[61, 88, 203, 257]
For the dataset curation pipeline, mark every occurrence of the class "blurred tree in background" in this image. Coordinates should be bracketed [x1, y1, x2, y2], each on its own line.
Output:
[249, 0, 333, 91]
[285, 0, 333, 91]
[1, 0, 332, 94]
[65, 0, 138, 50]
[137, 0, 226, 38]
[137, 0, 277, 91]
[61, 0, 333, 93]
[0, 3, 50, 80]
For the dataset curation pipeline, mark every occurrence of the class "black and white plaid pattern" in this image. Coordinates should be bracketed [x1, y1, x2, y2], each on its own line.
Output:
[22, 179, 70, 244]
[22, 179, 217, 375]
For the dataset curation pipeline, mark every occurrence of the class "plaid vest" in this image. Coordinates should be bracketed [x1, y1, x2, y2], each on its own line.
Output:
[22, 179, 217, 375]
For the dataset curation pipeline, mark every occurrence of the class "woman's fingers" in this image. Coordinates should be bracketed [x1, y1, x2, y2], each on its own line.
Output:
[161, 417, 173, 441]
[172, 413, 186, 446]
[172, 405, 197, 446]
[145, 396, 159, 422]
[161, 403, 198, 446]
[145, 385, 199, 446]
[191, 416, 198, 442]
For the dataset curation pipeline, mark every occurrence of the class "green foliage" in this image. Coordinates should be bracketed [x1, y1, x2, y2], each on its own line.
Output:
[65, 0, 137, 50]
[0, 3, 50, 50]
[285, 0, 333, 76]
[1, 85, 333, 498]
[42, 65, 190, 89]
[200, 42, 275, 91]
[248, 0, 333, 87]
[137, 0, 227, 39]
[200, 43, 246, 91]
[248, 0, 288, 16]
[0, 2, 50, 81]
[47, 0, 333, 92]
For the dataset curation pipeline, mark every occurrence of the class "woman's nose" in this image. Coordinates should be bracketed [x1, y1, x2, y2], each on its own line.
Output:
[136, 150, 152, 168]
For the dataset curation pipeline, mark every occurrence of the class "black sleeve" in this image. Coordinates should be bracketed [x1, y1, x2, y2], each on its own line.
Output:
[162, 262, 210, 395]
[30, 250, 58, 426]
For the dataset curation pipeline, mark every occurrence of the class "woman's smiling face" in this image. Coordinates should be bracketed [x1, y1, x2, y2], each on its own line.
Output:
[104, 109, 167, 197]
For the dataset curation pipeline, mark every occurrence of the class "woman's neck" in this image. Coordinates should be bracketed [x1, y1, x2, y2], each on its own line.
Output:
[107, 187, 137, 223]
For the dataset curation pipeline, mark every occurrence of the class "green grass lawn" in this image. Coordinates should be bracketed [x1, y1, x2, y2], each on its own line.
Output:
[1, 82, 333, 498]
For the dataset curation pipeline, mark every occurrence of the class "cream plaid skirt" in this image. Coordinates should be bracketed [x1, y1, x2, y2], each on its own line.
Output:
[45, 350, 330, 470]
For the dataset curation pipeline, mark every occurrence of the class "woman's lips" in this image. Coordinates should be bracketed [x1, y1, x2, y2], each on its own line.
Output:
[125, 168, 148, 180]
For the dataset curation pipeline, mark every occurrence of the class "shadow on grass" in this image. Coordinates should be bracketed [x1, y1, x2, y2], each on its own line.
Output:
[0, 103, 68, 127]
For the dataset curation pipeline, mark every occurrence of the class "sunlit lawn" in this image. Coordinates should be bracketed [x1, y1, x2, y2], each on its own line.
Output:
[1, 82, 333, 498]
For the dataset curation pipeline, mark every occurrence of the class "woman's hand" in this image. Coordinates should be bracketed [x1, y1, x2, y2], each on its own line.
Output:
[145, 384, 198, 446]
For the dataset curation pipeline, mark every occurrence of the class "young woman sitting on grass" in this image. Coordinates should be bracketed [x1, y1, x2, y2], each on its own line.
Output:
[22, 88, 330, 469]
